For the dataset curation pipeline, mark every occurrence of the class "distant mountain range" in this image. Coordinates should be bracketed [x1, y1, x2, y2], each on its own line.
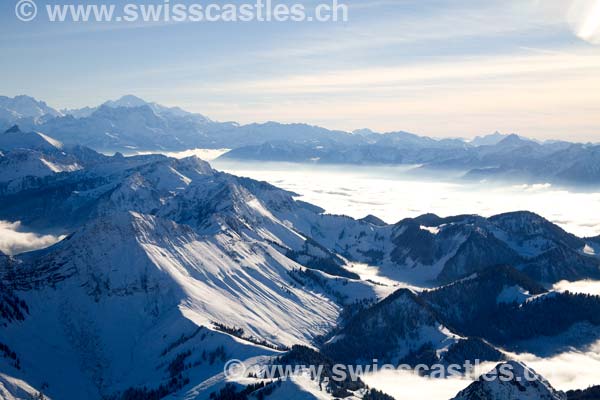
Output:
[2, 94, 600, 186]
[221, 135, 600, 186]
[1, 127, 600, 399]
[0, 94, 356, 152]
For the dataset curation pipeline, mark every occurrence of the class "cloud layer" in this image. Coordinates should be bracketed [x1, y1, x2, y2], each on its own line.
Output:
[0, 220, 65, 255]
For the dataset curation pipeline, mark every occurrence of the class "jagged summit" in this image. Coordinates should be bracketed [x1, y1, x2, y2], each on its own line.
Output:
[470, 131, 508, 146]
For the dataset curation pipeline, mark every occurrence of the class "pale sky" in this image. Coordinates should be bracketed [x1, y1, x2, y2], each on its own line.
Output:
[1, 0, 600, 141]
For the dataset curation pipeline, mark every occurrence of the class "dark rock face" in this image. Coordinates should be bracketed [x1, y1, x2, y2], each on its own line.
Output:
[451, 361, 566, 400]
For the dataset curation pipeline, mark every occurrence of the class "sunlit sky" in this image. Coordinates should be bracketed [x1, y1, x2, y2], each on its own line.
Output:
[1, 0, 600, 140]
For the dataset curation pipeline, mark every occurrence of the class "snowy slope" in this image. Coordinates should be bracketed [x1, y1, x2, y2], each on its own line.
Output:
[32, 96, 233, 151]
[0, 96, 62, 126]
[0, 211, 349, 399]
[67, 95, 213, 124]
[0, 149, 82, 184]
[0, 126, 63, 152]
[0, 126, 84, 186]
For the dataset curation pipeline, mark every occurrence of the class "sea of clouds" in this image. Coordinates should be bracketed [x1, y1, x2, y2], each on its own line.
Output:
[213, 160, 600, 238]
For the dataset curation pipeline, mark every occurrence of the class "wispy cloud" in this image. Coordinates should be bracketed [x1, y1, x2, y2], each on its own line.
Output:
[0, 220, 65, 255]
[157, 46, 600, 140]
[207, 49, 600, 93]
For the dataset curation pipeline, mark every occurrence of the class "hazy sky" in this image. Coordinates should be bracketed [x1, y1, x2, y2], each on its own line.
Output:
[1, 0, 600, 140]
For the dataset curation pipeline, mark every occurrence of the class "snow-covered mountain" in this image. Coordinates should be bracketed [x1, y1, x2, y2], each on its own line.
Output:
[414, 213, 594, 284]
[286, 211, 600, 286]
[0, 126, 83, 186]
[1, 129, 600, 399]
[0, 131, 379, 400]
[0, 209, 353, 398]
[469, 131, 510, 146]
[65, 94, 213, 124]
[450, 361, 566, 400]
[0, 125, 63, 152]
[4, 94, 600, 186]
[26, 104, 217, 151]
[15, 96, 358, 152]
[0, 132, 387, 398]
[3, 132, 600, 284]
[224, 136, 600, 184]
[0, 95, 62, 124]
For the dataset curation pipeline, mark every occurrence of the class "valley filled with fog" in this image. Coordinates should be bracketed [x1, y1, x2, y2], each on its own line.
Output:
[213, 160, 600, 238]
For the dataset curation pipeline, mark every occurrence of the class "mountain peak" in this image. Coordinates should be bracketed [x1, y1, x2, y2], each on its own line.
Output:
[4, 125, 21, 134]
[451, 361, 566, 400]
[104, 94, 149, 108]
[470, 131, 509, 146]
[352, 128, 378, 136]
[0, 95, 62, 119]
[496, 133, 535, 147]
[0, 127, 63, 151]
[360, 214, 387, 226]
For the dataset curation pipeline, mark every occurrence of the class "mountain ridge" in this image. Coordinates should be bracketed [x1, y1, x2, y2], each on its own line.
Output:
[1, 126, 600, 400]
[4, 95, 600, 186]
